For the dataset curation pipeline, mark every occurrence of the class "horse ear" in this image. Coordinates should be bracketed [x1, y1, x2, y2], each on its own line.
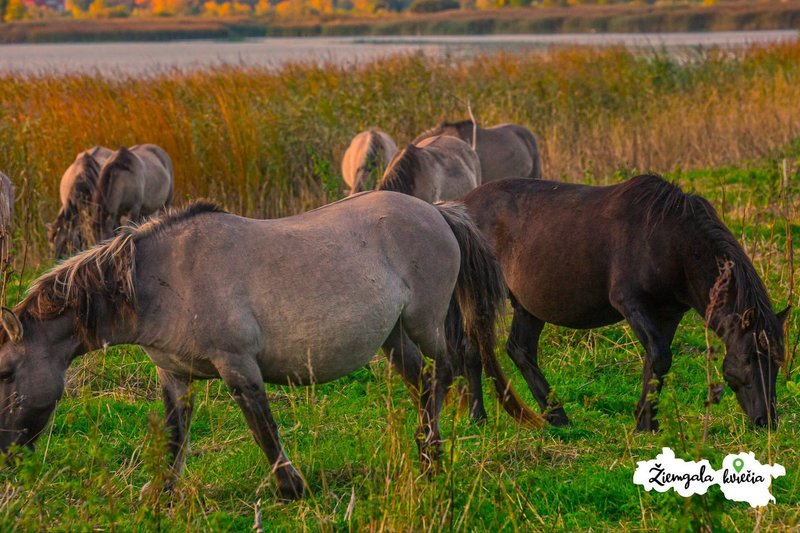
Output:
[0, 307, 23, 343]
[777, 305, 791, 326]
[740, 308, 754, 330]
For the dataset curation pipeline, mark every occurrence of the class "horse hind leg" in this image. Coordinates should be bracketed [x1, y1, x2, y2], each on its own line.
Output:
[382, 321, 454, 473]
[447, 301, 487, 423]
[462, 341, 487, 423]
[506, 301, 569, 426]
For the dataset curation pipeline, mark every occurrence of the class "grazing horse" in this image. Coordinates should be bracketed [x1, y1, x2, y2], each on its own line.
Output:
[414, 120, 542, 181]
[463, 175, 789, 431]
[0, 193, 539, 500]
[47, 147, 113, 259]
[92, 144, 174, 242]
[378, 135, 481, 203]
[342, 129, 398, 195]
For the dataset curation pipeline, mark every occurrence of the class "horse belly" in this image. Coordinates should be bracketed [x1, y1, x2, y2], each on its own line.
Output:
[255, 284, 405, 386]
[506, 254, 623, 329]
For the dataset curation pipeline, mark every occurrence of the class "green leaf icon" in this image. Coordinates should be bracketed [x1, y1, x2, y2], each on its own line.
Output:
[733, 458, 744, 473]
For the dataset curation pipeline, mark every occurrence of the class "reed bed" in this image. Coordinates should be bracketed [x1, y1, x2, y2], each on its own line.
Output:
[2, 41, 800, 264]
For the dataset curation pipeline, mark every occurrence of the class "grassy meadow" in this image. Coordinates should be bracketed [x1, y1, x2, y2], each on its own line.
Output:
[0, 43, 799, 530]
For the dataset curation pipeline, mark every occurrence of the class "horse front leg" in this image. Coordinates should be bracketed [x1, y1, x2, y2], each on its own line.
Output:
[156, 368, 194, 491]
[216, 358, 306, 501]
[611, 293, 682, 432]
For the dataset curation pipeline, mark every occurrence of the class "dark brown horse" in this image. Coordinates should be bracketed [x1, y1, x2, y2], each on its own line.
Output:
[463, 175, 789, 431]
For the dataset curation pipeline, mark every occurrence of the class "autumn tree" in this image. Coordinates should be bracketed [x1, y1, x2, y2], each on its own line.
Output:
[3, 0, 27, 21]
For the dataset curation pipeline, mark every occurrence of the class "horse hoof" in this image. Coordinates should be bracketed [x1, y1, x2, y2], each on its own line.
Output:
[276, 469, 306, 502]
[545, 407, 569, 427]
[635, 419, 659, 433]
[470, 409, 488, 425]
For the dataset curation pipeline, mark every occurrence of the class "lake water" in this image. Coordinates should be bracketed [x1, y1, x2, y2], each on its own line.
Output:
[0, 30, 797, 76]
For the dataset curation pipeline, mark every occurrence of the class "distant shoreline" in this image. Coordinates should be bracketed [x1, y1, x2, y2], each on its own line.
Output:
[2, 2, 800, 45]
[4, 32, 797, 77]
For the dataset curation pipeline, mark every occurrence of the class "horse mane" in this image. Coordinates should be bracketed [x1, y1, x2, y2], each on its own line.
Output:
[412, 119, 477, 144]
[619, 174, 779, 352]
[377, 145, 418, 196]
[8, 200, 224, 347]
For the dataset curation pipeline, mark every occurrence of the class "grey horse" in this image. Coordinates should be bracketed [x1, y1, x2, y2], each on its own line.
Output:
[0, 193, 539, 501]
[342, 129, 398, 195]
[414, 120, 542, 181]
[378, 135, 481, 203]
[47, 146, 113, 258]
[92, 144, 174, 242]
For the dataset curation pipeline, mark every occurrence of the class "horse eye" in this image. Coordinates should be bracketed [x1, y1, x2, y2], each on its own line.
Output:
[0, 370, 14, 383]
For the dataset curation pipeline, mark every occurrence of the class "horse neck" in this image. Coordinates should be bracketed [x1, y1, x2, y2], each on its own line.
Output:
[682, 229, 765, 340]
[20, 310, 88, 364]
[454, 122, 477, 143]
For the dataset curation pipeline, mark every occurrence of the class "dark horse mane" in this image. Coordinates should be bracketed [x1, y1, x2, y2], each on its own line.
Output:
[619, 174, 778, 352]
[92, 147, 138, 236]
[377, 145, 419, 196]
[6, 201, 224, 346]
[412, 119, 477, 144]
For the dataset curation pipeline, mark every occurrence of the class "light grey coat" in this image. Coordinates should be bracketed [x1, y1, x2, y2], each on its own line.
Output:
[0, 192, 535, 501]
[378, 135, 481, 203]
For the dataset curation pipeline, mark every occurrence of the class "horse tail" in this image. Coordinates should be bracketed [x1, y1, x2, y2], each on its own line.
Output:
[436, 202, 543, 427]
[91, 167, 112, 241]
[92, 146, 132, 241]
[356, 131, 383, 192]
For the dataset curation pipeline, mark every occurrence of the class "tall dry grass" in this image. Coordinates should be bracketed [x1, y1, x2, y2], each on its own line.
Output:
[1, 41, 800, 263]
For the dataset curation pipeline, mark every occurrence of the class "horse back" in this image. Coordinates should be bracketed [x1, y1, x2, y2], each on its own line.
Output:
[474, 125, 540, 182]
[464, 179, 690, 328]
